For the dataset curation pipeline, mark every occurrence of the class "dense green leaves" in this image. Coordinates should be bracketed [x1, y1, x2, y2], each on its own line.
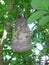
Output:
[27, 11, 48, 24]
[45, 24, 49, 29]
[38, 16, 49, 27]
[4, 0, 11, 5]
[28, 0, 49, 29]
[0, 3, 7, 18]
[31, 0, 49, 10]
[0, 0, 49, 65]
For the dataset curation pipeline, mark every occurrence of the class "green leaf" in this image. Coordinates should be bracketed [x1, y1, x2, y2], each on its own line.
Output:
[38, 16, 49, 27]
[0, 29, 3, 32]
[10, 6, 17, 19]
[4, 0, 11, 5]
[6, 15, 14, 22]
[42, 0, 49, 10]
[31, 0, 49, 10]
[0, 4, 7, 18]
[27, 11, 47, 24]
[45, 24, 49, 29]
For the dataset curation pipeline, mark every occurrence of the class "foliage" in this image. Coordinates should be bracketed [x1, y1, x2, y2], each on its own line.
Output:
[28, 0, 49, 64]
[28, 0, 49, 29]
[0, 0, 49, 65]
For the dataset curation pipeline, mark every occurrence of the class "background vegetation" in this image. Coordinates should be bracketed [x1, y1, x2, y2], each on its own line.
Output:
[0, 0, 49, 65]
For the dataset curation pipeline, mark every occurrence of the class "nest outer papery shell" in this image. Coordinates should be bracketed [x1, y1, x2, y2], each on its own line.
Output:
[11, 17, 31, 52]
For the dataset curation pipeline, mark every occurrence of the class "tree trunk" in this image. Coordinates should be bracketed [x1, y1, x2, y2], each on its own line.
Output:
[0, 45, 4, 65]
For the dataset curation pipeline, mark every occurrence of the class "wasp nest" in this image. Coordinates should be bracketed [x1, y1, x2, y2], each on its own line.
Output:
[11, 16, 31, 52]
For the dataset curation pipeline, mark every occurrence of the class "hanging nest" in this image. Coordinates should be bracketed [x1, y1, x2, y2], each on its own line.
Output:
[11, 16, 31, 52]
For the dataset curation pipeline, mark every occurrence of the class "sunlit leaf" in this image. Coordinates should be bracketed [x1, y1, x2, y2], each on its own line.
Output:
[27, 11, 47, 24]
[38, 16, 49, 27]
[31, 0, 49, 10]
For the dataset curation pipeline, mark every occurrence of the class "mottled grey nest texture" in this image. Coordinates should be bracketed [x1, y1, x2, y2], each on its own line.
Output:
[11, 17, 31, 52]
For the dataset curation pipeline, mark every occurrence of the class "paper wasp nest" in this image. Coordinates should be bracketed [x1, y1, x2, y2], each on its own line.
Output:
[11, 16, 31, 52]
